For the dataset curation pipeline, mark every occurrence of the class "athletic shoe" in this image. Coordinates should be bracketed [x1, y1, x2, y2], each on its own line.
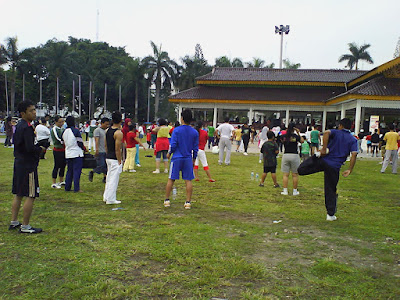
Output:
[164, 169, 168, 173]
[8, 222, 21, 230]
[195, 178, 200, 181]
[209, 179, 216, 182]
[129, 169, 136, 173]
[102, 177, 106, 183]
[136, 164, 141, 167]
[106, 200, 121, 205]
[274, 184, 280, 188]
[19, 226, 43, 234]
[59, 181, 66, 186]
[293, 190, 300, 196]
[225, 163, 230, 166]
[164, 200, 171, 207]
[51, 183, 61, 189]
[326, 214, 337, 221]
[259, 183, 264, 187]
[259, 160, 262, 163]
[281, 190, 288, 195]
[88, 171, 94, 182]
[184, 202, 191, 210]
[152, 170, 160, 174]
[243, 152, 248, 156]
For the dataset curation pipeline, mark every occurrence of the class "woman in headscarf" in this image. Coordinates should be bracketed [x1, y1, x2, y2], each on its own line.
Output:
[258, 125, 269, 163]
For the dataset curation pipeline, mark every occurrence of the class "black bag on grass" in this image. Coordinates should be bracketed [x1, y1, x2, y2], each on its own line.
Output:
[83, 153, 97, 169]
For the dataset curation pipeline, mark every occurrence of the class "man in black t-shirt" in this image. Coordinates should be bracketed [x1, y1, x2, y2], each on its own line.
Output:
[241, 124, 252, 155]
[10, 101, 45, 234]
[370, 129, 380, 157]
[259, 131, 280, 188]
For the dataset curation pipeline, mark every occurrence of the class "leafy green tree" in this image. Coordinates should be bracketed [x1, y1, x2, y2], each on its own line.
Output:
[231, 58, 244, 67]
[338, 42, 373, 70]
[2, 36, 20, 114]
[122, 58, 145, 121]
[215, 56, 232, 67]
[394, 37, 400, 58]
[283, 59, 301, 69]
[142, 41, 178, 119]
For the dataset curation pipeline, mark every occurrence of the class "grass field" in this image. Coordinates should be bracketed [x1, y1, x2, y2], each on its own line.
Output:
[0, 146, 399, 299]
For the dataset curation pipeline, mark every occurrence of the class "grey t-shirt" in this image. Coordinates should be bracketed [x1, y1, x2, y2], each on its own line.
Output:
[93, 127, 106, 153]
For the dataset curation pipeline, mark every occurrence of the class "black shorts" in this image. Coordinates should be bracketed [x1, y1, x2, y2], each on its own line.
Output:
[12, 162, 39, 198]
[263, 165, 277, 174]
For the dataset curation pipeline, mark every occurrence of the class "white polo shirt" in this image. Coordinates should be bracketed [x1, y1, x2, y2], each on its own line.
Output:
[217, 123, 235, 139]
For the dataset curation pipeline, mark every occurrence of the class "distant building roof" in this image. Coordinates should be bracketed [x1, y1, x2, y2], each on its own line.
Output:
[196, 68, 366, 84]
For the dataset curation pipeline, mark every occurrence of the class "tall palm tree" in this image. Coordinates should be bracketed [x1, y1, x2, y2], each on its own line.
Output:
[2, 37, 20, 114]
[246, 57, 265, 68]
[142, 41, 178, 118]
[339, 42, 373, 70]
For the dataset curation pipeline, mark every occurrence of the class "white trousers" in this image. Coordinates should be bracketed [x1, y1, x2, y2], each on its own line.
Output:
[88, 137, 96, 151]
[195, 149, 208, 168]
[103, 159, 122, 202]
[381, 150, 398, 174]
[219, 137, 232, 164]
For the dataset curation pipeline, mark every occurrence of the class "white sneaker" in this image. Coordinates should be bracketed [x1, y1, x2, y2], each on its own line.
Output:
[293, 190, 300, 196]
[51, 183, 61, 189]
[164, 169, 168, 173]
[152, 170, 160, 174]
[164, 200, 170, 207]
[281, 190, 289, 195]
[59, 181, 66, 186]
[106, 200, 121, 205]
[129, 169, 136, 172]
[326, 214, 337, 221]
[136, 164, 141, 167]
[259, 159, 262, 163]
[243, 152, 248, 156]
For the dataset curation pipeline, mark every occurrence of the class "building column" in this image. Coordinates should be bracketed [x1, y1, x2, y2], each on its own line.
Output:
[322, 107, 327, 132]
[249, 106, 253, 125]
[340, 104, 346, 119]
[285, 108, 290, 128]
[177, 103, 182, 121]
[213, 105, 217, 128]
[360, 107, 365, 130]
[217, 108, 224, 123]
[355, 100, 362, 135]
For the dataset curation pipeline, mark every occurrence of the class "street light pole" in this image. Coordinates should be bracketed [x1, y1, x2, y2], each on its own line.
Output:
[275, 25, 290, 69]
[147, 86, 150, 123]
[78, 75, 81, 117]
[5, 73, 9, 116]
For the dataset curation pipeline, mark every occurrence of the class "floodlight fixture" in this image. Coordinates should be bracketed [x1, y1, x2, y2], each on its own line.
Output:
[275, 24, 290, 68]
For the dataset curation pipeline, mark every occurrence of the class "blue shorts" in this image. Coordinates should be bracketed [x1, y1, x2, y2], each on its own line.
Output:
[169, 158, 194, 181]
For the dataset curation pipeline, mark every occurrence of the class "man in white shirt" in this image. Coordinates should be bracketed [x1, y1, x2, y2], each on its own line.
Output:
[35, 118, 51, 159]
[216, 117, 235, 165]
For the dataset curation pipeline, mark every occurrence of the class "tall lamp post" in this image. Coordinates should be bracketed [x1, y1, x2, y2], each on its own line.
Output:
[275, 24, 290, 69]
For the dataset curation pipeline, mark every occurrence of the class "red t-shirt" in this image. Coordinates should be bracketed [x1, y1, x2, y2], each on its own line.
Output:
[198, 129, 208, 150]
[126, 131, 138, 148]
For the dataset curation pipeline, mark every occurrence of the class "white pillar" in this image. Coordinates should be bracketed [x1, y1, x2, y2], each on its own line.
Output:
[249, 106, 253, 125]
[322, 107, 327, 132]
[340, 105, 346, 119]
[285, 108, 290, 128]
[213, 105, 217, 128]
[177, 103, 182, 122]
[355, 100, 361, 135]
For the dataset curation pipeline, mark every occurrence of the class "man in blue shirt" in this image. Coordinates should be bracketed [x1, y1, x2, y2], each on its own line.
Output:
[298, 118, 358, 221]
[164, 109, 199, 209]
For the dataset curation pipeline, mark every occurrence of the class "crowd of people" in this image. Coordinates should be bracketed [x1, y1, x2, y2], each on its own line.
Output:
[4, 101, 400, 234]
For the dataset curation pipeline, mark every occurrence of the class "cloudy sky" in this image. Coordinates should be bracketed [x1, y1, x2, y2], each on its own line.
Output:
[2, 0, 400, 70]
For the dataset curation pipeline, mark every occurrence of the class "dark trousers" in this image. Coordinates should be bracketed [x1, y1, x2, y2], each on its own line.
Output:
[52, 150, 66, 179]
[4, 135, 12, 146]
[298, 156, 339, 216]
[37, 139, 49, 159]
[243, 138, 250, 152]
[93, 152, 107, 174]
[208, 137, 215, 149]
[65, 157, 83, 192]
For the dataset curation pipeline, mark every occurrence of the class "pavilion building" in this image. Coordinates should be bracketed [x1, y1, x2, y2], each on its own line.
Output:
[169, 57, 400, 134]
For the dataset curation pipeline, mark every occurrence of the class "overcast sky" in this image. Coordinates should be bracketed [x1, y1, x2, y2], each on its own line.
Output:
[2, 0, 400, 70]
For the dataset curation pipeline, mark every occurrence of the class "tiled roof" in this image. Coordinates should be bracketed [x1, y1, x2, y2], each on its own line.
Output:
[345, 77, 400, 96]
[196, 68, 367, 83]
[170, 86, 345, 103]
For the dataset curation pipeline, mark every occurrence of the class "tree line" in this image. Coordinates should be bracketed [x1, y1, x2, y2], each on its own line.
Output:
[1, 36, 375, 122]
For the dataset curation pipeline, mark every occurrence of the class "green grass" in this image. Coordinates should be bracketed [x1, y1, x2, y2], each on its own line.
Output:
[0, 146, 399, 299]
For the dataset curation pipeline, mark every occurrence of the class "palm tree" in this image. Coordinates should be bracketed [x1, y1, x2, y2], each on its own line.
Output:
[283, 59, 301, 69]
[142, 41, 178, 118]
[2, 37, 20, 114]
[246, 57, 265, 68]
[339, 42, 373, 70]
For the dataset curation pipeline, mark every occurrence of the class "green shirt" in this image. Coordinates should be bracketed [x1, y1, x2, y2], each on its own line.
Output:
[207, 126, 215, 137]
[310, 130, 320, 144]
[50, 126, 64, 149]
[301, 141, 310, 155]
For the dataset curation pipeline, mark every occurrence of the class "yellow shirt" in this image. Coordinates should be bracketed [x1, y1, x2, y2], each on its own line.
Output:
[157, 126, 169, 138]
[235, 129, 242, 141]
[384, 131, 400, 150]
